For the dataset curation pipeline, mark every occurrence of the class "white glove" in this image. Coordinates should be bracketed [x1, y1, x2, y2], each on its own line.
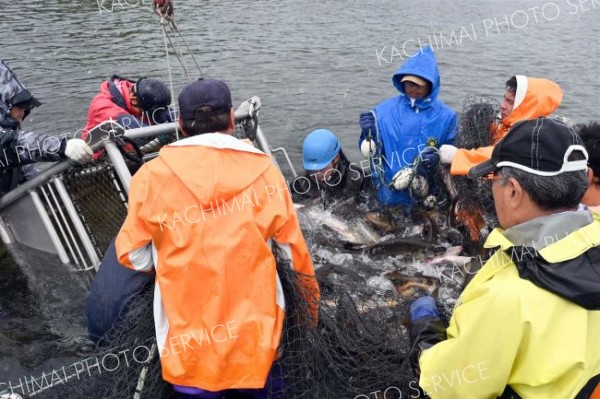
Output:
[360, 139, 376, 158]
[65, 139, 93, 163]
[439, 144, 458, 164]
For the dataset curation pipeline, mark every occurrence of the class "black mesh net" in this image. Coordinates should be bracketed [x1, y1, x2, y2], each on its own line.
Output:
[62, 163, 129, 259]
[448, 95, 500, 242]
[273, 249, 431, 399]
[454, 95, 498, 150]
[232, 117, 257, 141]
[19, 282, 176, 399]
[3, 117, 469, 399]
[15, 248, 455, 399]
[61, 131, 178, 259]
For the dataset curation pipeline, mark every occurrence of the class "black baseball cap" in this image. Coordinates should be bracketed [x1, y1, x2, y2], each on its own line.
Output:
[134, 77, 171, 113]
[469, 117, 588, 178]
[178, 78, 232, 121]
[10, 89, 42, 110]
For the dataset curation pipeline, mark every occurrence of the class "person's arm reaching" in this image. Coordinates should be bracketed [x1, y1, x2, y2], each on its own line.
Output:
[414, 279, 524, 398]
[273, 181, 320, 324]
[358, 110, 378, 157]
[1, 129, 92, 169]
[449, 145, 494, 176]
[408, 296, 447, 376]
[255, 166, 320, 322]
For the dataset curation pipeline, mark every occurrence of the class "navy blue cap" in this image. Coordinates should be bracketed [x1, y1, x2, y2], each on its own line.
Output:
[178, 78, 232, 121]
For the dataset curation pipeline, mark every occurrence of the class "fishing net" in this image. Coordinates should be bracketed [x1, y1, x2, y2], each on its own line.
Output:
[14, 280, 175, 399]
[2, 113, 464, 399]
[454, 95, 498, 150]
[62, 131, 178, 260]
[232, 118, 256, 141]
[65, 113, 254, 260]
[448, 95, 499, 242]
[274, 250, 420, 399]
[11, 248, 454, 399]
[62, 162, 129, 259]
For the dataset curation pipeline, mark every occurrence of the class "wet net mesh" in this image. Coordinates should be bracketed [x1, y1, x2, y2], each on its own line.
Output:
[454, 95, 498, 150]
[62, 162, 129, 259]
[273, 251, 419, 399]
[61, 131, 180, 260]
[6, 117, 459, 398]
[20, 250, 451, 399]
[60, 116, 255, 262]
[448, 95, 499, 242]
[232, 117, 257, 141]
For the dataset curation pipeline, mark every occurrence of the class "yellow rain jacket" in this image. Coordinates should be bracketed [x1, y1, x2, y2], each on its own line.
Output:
[418, 213, 600, 398]
[450, 76, 563, 176]
[116, 133, 319, 391]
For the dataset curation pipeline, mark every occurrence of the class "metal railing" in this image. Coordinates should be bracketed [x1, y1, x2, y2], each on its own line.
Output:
[0, 96, 298, 272]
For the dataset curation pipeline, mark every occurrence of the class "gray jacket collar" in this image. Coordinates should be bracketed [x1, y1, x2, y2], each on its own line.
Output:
[503, 210, 593, 250]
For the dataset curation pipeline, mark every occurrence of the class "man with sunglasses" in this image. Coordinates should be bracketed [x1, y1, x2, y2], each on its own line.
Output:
[0, 60, 93, 195]
[408, 117, 600, 398]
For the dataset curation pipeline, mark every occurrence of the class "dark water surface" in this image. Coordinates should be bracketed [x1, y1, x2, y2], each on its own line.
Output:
[0, 0, 599, 390]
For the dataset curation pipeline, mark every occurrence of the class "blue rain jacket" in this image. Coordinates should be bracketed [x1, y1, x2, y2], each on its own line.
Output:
[359, 46, 457, 206]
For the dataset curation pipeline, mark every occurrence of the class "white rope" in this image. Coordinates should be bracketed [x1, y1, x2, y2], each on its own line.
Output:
[162, 23, 192, 82]
[154, 5, 208, 140]
[159, 12, 179, 140]
[173, 26, 205, 78]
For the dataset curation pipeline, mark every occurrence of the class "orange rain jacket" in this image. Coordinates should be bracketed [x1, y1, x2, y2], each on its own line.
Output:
[450, 76, 563, 175]
[116, 133, 318, 391]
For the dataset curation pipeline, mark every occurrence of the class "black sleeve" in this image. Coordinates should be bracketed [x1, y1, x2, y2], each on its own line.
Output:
[289, 174, 320, 203]
[408, 316, 447, 378]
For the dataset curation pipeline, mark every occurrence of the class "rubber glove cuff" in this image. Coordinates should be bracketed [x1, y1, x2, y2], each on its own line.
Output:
[410, 296, 439, 321]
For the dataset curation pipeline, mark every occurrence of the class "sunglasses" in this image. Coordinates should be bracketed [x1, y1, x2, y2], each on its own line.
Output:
[482, 172, 508, 182]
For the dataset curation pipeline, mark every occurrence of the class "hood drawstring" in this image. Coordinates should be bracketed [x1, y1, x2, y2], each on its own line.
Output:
[409, 98, 420, 113]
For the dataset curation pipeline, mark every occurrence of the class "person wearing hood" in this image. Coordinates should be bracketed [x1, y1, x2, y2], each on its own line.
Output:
[0, 60, 92, 195]
[116, 78, 319, 398]
[440, 75, 563, 175]
[290, 128, 366, 208]
[358, 45, 457, 208]
[408, 118, 600, 399]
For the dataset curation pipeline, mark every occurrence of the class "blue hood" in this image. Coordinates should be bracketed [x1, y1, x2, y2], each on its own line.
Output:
[392, 46, 441, 109]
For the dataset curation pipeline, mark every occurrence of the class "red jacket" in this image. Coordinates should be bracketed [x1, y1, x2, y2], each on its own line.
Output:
[82, 77, 142, 140]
